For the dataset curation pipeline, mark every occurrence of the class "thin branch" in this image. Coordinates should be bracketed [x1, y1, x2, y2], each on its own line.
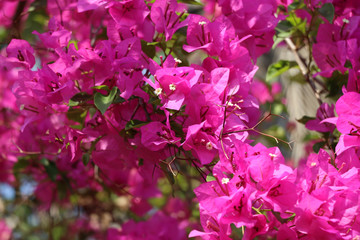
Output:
[222, 107, 293, 149]
[285, 37, 323, 106]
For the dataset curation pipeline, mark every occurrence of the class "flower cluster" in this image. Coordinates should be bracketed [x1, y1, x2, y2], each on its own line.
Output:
[1, 0, 360, 239]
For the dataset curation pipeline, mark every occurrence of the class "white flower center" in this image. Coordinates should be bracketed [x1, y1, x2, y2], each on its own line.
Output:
[154, 88, 162, 96]
[221, 178, 230, 184]
[206, 141, 213, 150]
[199, 21, 207, 26]
[169, 83, 176, 91]
[174, 58, 182, 64]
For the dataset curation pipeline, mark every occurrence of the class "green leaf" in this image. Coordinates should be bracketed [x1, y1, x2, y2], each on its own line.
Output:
[276, 20, 293, 33]
[146, 41, 160, 46]
[286, 12, 306, 34]
[170, 120, 185, 138]
[125, 119, 149, 130]
[89, 107, 97, 118]
[66, 107, 87, 125]
[94, 87, 118, 115]
[326, 70, 347, 98]
[92, 85, 110, 92]
[288, 1, 304, 11]
[296, 116, 316, 124]
[52, 226, 65, 240]
[68, 40, 79, 50]
[266, 60, 298, 82]
[319, 3, 335, 23]
[141, 40, 156, 59]
[41, 158, 58, 181]
[206, 174, 216, 182]
[113, 93, 126, 104]
[82, 153, 90, 166]
[313, 141, 326, 153]
[13, 158, 30, 172]
[120, 129, 137, 139]
[178, 0, 203, 5]
[56, 181, 68, 200]
[271, 210, 296, 224]
[289, 72, 307, 84]
[69, 92, 92, 106]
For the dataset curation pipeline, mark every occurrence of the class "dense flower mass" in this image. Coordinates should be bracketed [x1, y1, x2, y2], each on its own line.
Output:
[1, 0, 360, 239]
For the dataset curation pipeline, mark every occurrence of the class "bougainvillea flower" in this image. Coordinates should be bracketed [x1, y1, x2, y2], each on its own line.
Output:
[306, 103, 336, 133]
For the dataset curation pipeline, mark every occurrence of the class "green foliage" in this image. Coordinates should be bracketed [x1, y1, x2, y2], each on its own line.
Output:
[66, 106, 88, 128]
[266, 60, 298, 82]
[318, 3, 335, 23]
[94, 87, 118, 115]
[313, 141, 326, 153]
[206, 173, 216, 182]
[69, 92, 92, 106]
[297, 116, 316, 125]
[40, 158, 58, 182]
[125, 119, 149, 130]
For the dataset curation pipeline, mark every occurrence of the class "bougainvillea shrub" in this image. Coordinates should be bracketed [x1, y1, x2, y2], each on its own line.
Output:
[1, 0, 360, 239]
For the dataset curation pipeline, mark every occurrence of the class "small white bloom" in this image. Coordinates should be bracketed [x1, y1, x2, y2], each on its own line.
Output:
[169, 83, 176, 91]
[227, 102, 234, 107]
[154, 88, 162, 96]
[206, 141, 213, 150]
[311, 162, 317, 167]
[174, 58, 182, 64]
[343, 18, 350, 24]
[234, 104, 241, 110]
[221, 178, 230, 184]
[199, 21, 207, 26]
[269, 153, 277, 158]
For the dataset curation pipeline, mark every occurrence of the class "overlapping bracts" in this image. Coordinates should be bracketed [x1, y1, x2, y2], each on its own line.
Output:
[1, 0, 360, 239]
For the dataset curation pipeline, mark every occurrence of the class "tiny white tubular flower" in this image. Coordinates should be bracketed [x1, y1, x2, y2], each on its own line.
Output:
[311, 162, 317, 167]
[343, 18, 350, 24]
[227, 102, 234, 107]
[169, 83, 176, 91]
[269, 153, 277, 158]
[199, 21, 207, 26]
[174, 58, 182, 64]
[221, 177, 230, 185]
[154, 88, 162, 96]
[234, 104, 241, 110]
[206, 141, 213, 150]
